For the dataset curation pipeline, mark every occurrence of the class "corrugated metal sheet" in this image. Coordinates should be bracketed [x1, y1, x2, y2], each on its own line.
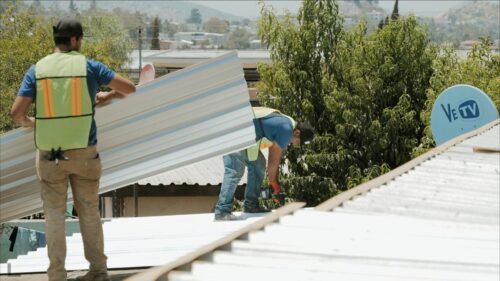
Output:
[137, 151, 268, 186]
[0, 51, 256, 223]
[128, 121, 499, 281]
[137, 156, 244, 186]
[0, 212, 268, 274]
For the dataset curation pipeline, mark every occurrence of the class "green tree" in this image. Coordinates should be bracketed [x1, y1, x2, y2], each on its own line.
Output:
[414, 38, 500, 156]
[257, 0, 437, 205]
[68, 0, 77, 14]
[163, 19, 179, 39]
[80, 10, 133, 71]
[391, 0, 399, 20]
[204, 17, 229, 34]
[111, 8, 148, 43]
[225, 27, 251, 49]
[151, 16, 161, 50]
[186, 8, 202, 25]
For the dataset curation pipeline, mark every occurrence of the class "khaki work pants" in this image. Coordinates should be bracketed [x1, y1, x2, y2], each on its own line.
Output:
[36, 146, 107, 281]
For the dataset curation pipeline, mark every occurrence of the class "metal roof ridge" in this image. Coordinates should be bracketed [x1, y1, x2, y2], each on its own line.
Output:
[124, 202, 306, 281]
[315, 118, 500, 212]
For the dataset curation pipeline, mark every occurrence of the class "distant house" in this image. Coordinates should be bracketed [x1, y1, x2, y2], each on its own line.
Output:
[159, 40, 176, 50]
[174, 32, 226, 48]
[249, 39, 261, 49]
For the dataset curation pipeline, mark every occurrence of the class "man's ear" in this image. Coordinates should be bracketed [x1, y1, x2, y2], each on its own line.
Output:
[293, 129, 301, 137]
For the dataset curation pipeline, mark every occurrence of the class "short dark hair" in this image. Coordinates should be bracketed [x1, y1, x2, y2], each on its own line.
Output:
[53, 36, 71, 46]
[52, 18, 83, 46]
[297, 121, 314, 145]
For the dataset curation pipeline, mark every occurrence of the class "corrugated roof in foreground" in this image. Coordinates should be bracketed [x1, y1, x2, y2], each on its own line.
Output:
[0, 212, 269, 274]
[0, 51, 256, 223]
[126, 120, 499, 281]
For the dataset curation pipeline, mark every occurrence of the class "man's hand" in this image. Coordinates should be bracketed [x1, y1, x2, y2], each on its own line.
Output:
[269, 181, 286, 205]
[24, 116, 35, 128]
[95, 91, 125, 108]
[11, 96, 34, 128]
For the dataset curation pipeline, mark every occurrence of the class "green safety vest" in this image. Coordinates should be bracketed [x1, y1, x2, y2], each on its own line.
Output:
[247, 107, 296, 161]
[34, 51, 93, 151]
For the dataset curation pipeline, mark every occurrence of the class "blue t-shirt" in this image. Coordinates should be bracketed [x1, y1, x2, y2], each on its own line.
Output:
[17, 59, 115, 146]
[253, 113, 294, 150]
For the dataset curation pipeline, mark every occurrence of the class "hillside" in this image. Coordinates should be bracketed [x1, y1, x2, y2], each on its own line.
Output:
[39, 1, 244, 23]
[436, 1, 499, 23]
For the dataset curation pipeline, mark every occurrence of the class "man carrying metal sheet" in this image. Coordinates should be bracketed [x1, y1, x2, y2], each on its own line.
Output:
[214, 107, 314, 221]
[10, 18, 136, 281]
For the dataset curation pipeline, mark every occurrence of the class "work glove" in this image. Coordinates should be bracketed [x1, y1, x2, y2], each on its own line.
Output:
[261, 181, 286, 206]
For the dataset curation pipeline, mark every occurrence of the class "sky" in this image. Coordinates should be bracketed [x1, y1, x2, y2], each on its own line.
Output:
[191, 1, 496, 19]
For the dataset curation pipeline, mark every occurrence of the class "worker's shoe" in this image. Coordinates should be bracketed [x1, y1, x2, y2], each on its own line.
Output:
[75, 271, 110, 281]
[214, 213, 242, 221]
[243, 205, 270, 213]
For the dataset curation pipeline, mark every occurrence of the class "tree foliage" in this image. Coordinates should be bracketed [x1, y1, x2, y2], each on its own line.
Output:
[0, 6, 53, 133]
[225, 27, 251, 49]
[204, 17, 229, 34]
[186, 8, 202, 25]
[257, 0, 438, 205]
[414, 38, 500, 156]
[151, 16, 161, 50]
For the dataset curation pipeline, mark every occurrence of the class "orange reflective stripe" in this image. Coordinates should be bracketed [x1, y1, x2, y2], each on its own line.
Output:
[71, 78, 77, 115]
[47, 79, 54, 117]
[76, 78, 82, 115]
[41, 79, 50, 117]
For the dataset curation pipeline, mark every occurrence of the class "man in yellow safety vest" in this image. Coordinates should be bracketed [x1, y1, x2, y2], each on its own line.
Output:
[214, 107, 314, 221]
[11, 18, 136, 281]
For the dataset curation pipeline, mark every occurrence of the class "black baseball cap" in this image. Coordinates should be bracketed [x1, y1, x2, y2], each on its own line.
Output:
[53, 18, 83, 38]
[297, 121, 314, 145]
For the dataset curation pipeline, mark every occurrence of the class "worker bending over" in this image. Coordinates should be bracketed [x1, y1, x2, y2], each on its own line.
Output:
[214, 107, 314, 221]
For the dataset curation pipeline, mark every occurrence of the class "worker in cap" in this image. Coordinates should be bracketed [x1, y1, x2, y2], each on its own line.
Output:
[214, 106, 314, 221]
[11, 18, 136, 281]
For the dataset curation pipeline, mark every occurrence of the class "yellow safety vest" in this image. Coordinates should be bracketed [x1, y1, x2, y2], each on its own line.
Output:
[35, 51, 92, 151]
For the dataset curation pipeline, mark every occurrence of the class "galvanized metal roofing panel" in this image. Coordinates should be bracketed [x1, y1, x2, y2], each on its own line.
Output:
[0, 51, 256, 223]
[127, 121, 499, 281]
[137, 151, 267, 186]
[0, 212, 268, 274]
[137, 156, 244, 186]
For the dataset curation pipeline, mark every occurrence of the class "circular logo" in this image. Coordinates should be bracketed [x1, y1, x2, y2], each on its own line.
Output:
[430, 84, 498, 145]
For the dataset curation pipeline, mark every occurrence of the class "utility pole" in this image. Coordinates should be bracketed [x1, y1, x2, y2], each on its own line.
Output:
[138, 26, 142, 73]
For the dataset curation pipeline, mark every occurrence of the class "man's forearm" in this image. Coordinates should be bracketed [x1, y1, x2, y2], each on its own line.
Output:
[267, 145, 283, 183]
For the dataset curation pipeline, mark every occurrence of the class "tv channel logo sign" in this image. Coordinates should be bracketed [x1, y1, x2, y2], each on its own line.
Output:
[431, 84, 498, 145]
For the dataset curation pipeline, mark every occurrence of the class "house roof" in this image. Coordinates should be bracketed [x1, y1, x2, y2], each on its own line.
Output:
[0, 51, 256, 223]
[145, 50, 271, 69]
[137, 155, 245, 186]
[127, 120, 499, 281]
[136, 150, 267, 187]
